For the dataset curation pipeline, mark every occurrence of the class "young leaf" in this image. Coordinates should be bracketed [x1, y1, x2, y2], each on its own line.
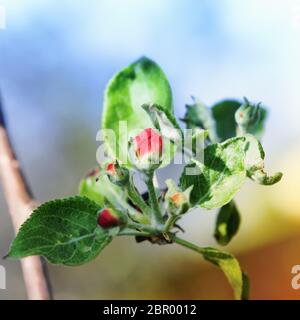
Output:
[200, 247, 246, 300]
[102, 57, 173, 163]
[244, 134, 282, 185]
[8, 196, 112, 266]
[211, 100, 241, 141]
[142, 104, 183, 143]
[183, 97, 218, 143]
[172, 236, 248, 300]
[180, 137, 246, 209]
[214, 200, 240, 246]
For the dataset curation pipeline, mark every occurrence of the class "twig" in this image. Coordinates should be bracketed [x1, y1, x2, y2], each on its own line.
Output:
[0, 95, 53, 300]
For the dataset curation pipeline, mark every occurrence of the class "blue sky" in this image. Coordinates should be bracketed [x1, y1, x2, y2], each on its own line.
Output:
[1, 0, 299, 143]
[0, 0, 299, 189]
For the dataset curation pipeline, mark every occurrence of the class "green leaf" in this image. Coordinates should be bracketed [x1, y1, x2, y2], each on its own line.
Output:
[244, 134, 283, 185]
[183, 97, 218, 143]
[200, 247, 246, 300]
[180, 137, 246, 209]
[211, 100, 241, 141]
[102, 57, 173, 163]
[214, 200, 240, 246]
[8, 196, 112, 266]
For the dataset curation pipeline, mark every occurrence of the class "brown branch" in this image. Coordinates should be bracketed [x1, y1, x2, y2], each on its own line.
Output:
[0, 95, 53, 300]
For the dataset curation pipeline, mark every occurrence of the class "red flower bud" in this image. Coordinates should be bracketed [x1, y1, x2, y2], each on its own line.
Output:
[97, 208, 122, 229]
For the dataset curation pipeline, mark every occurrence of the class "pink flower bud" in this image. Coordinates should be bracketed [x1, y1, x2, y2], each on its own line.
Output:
[134, 128, 162, 157]
[97, 208, 122, 229]
[130, 128, 163, 171]
[106, 162, 116, 176]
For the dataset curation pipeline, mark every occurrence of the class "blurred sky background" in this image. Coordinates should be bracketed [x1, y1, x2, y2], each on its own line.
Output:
[0, 0, 300, 299]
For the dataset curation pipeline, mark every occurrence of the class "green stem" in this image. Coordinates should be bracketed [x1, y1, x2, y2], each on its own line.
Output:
[126, 176, 150, 215]
[164, 215, 180, 232]
[123, 202, 150, 225]
[144, 171, 164, 226]
[171, 235, 204, 255]
[127, 221, 158, 234]
[118, 230, 150, 237]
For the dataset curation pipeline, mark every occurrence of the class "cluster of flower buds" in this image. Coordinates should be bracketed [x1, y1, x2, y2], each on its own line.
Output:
[105, 160, 129, 186]
[97, 208, 124, 229]
[129, 128, 163, 172]
[165, 179, 193, 216]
